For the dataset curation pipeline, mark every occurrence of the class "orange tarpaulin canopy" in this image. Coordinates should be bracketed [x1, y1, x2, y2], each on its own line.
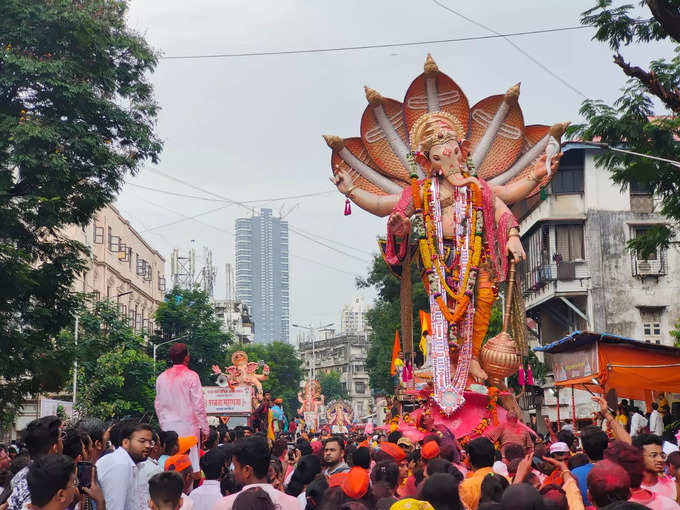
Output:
[534, 331, 680, 401]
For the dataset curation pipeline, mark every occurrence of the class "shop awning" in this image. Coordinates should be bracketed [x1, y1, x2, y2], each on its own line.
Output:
[534, 331, 680, 401]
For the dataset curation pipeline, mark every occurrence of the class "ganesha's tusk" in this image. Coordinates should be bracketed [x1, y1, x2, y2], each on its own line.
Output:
[471, 83, 520, 170]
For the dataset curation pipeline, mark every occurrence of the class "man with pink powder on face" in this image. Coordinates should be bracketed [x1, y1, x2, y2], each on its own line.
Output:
[155, 343, 209, 481]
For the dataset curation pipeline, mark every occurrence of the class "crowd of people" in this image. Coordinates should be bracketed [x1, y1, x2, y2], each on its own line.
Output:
[1, 343, 679, 510]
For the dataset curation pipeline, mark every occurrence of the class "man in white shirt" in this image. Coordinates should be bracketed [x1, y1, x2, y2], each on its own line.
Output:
[138, 430, 163, 509]
[212, 437, 298, 510]
[189, 448, 226, 510]
[630, 407, 649, 437]
[96, 421, 153, 510]
[650, 403, 664, 437]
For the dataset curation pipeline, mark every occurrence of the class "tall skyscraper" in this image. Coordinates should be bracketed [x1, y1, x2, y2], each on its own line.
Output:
[235, 209, 289, 343]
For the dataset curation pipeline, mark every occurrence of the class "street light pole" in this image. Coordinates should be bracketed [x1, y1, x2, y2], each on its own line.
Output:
[152, 333, 190, 375]
[72, 315, 79, 406]
[292, 323, 333, 381]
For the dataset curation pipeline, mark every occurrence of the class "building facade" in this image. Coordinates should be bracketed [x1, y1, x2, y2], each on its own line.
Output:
[3, 206, 167, 441]
[235, 209, 289, 343]
[341, 296, 370, 335]
[213, 299, 254, 344]
[298, 334, 372, 420]
[64, 204, 167, 333]
[513, 143, 680, 421]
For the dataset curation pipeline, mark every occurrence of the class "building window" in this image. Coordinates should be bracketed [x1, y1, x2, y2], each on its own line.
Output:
[640, 308, 663, 344]
[631, 226, 666, 276]
[555, 224, 584, 261]
[93, 225, 104, 244]
[355, 382, 366, 394]
[521, 224, 551, 292]
[552, 149, 584, 194]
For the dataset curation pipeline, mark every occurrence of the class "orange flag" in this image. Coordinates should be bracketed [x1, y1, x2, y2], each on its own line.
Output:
[390, 330, 401, 375]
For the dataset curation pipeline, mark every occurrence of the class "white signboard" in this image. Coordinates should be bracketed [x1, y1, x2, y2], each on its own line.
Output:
[203, 386, 251, 415]
[40, 399, 74, 418]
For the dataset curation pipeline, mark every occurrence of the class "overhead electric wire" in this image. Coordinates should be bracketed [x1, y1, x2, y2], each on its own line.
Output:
[141, 205, 231, 233]
[288, 227, 371, 264]
[128, 190, 367, 277]
[430, 0, 588, 98]
[143, 167, 373, 259]
[160, 25, 590, 60]
[127, 182, 336, 203]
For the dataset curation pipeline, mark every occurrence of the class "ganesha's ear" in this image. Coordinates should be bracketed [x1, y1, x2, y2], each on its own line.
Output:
[414, 151, 429, 167]
[414, 152, 431, 175]
[460, 139, 471, 159]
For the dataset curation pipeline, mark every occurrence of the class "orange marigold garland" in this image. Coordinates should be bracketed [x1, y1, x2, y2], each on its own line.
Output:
[415, 174, 484, 326]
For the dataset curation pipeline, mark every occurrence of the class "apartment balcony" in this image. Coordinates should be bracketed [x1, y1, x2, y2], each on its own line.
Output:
[522, 260, 590, 311]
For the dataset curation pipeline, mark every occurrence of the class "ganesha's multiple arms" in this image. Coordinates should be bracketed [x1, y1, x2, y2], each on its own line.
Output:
[491, 152, 562, 205]
[330, 168, 400, 217]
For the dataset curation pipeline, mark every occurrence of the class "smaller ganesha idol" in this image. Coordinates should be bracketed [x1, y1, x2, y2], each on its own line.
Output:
[326, 399, 354, 434]
[212, 350, 270, 399]
[298, 379, 324, 430]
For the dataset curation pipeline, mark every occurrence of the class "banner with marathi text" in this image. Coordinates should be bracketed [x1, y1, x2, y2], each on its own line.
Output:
[203, 386, 251, 414]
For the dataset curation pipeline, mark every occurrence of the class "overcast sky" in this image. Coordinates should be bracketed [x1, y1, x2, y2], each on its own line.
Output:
[116, 1, 672, 342]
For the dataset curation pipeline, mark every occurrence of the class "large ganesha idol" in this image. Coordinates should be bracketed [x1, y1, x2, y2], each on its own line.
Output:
[298, 379, 324, 430]
[212, 351, 269, 399]
[326, 54, 568, 416]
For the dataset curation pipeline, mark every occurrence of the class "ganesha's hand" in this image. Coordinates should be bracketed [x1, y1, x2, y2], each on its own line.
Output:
[330, 166, 352, 195]
[388, 212, 411, 238]
[532, 152, 562, 179]
[262, 364, 270, 375]
[211, 364, 222, 375]
[506, 236, 525, 262]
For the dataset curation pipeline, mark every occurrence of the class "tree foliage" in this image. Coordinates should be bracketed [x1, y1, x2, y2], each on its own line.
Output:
[359, 255, 428, 395]
[0, 0, 161, 420]
[571, 1, 680, 256]
[70, 300, 157, 420]
[152, 287, 231, 385]
[224, 342, 303, 419]
[319, 369, 348, 402]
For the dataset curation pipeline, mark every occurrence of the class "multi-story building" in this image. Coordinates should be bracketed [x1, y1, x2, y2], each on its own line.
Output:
[213, 299, 254, 344]
[513, 142, 680, 421]
[235, 209, 289, 343]
[3, 206, 167, 440]
[341, 296, 370, 335]
[64, 204, 167, 333]
[298, 334, 372, 420]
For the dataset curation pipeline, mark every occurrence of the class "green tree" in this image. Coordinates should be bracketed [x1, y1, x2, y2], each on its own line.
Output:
[153, 287, 231, 384]
[572, 1, 680, 257]
[68, 300, 157, 420]
[80, 346, 156, 421]
[359, 255, 428, 395]
[224, 342, 303, 419]
[0, 0, 161, 421]
[671, 319, 680, 347]
[318, 370, 348, 402]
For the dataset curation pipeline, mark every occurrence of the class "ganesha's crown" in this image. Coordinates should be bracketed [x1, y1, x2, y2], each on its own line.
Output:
[410, 111, 465, 153]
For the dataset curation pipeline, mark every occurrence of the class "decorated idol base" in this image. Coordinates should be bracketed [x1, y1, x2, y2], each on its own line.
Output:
[384, 388, 534, 445]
